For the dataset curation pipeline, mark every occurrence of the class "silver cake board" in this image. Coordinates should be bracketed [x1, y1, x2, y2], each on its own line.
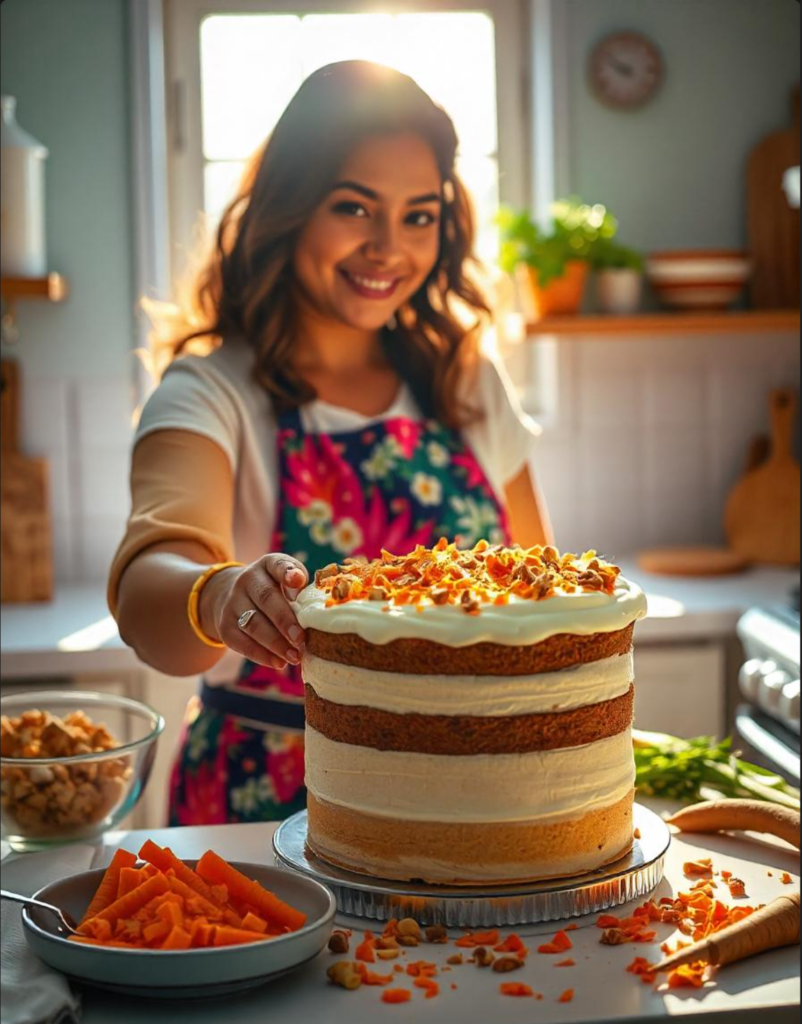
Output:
[273, 803, 671, 928]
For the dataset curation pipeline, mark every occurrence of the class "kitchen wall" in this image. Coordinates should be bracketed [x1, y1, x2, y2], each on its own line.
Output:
[0, 0, 135, 584]
[521, 0, 800, 558]
[0, 0, 799, 583]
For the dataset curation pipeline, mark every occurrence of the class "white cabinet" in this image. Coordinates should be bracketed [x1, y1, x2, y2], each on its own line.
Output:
[634, 641, 726, 738]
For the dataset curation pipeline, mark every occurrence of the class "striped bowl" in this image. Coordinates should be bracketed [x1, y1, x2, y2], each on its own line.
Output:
[646, 250, 752, 310]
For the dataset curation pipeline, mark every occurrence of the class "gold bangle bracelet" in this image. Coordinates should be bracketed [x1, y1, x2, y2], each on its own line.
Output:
[187, 561, 244, 649]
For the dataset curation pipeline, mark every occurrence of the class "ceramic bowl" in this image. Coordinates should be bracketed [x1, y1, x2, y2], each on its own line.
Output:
[22, 860, 336, 998]
[645, 250, 752, 310]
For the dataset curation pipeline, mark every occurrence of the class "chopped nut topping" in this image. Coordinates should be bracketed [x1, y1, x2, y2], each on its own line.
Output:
[327, 961, 362, 990]
[396, 918, 422, 941]
[474, 947, 495, 967]
[600, 928, 630, 946]
[316, 540, 620, 613]
[492, 956, 524, 973]
[425, 924, 448, 944]
[446, 954, 464, 965]
[328, 930, 350, 954]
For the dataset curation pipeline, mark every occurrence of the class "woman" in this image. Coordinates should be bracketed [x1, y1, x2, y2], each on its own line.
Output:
[109, 61, 553, 826]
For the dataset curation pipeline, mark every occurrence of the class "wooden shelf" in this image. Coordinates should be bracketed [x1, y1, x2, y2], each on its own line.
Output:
[0, 274, 68, 302]
[526, 309, 800, 337]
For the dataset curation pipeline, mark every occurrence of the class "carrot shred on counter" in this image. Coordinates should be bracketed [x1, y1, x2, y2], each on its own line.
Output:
[500, 982, 535, 997]
[537, 929, 573, 954]
[558, 989, 575, 1003]
[381, 989, 412, 1004]
[554, 958, 576, 967]
[683, 858, 714, 877]
[493, 933, 529, 956]
[413, 977, 440, 998]
[781, 873, 793, 885]
[455, 929, 500, 948]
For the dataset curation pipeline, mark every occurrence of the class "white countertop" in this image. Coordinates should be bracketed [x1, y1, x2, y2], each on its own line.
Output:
[0, 565, 797, 680]
[12, 808, 797, 1024]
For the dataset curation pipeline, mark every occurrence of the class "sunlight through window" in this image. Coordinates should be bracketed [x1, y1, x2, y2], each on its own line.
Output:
[199, 11, 499, 259]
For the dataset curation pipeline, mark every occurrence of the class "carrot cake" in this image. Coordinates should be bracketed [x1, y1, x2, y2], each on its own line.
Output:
[294, 539, 648, 885]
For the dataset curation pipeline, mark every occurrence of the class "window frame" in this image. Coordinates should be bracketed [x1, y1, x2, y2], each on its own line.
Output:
[164, 0, 530, 284]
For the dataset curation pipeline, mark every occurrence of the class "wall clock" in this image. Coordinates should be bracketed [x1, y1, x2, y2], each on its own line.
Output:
[588, 32, 664, 110]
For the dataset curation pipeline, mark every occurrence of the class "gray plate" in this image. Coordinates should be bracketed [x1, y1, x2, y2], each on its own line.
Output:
[22, 860, 336, 999]
[274, 803, 671, 927]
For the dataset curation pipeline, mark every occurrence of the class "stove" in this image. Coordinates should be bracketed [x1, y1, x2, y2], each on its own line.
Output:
[736, 602, 800, 784]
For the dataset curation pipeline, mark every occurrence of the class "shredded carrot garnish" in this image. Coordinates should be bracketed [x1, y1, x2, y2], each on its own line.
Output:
[500, 982, 535, 997]
[683, 858, 714, 876]
[494, 933, 528, 956]
[413, 977, 440, 998]
[781, 873, 793, 885]
[381, 989, 412, 1004]
[455, 929, 501, 948]
[558, 989, 575, 1003]
[554, 958, 576, 967]
[538, 929, 573, 954]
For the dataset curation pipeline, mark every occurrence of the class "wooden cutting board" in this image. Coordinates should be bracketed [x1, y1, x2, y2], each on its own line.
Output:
[724, 388, 801, 566]
[0, 452, 54, 601]
[637, 547, 748, 577]
[747, 85, 800, 309]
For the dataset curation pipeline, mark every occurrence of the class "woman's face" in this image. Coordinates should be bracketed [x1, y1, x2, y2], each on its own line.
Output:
[293, 132, 443, 333]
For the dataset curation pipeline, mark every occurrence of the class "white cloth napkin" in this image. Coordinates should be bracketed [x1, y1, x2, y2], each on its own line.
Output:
[1, 844, 96, 1024]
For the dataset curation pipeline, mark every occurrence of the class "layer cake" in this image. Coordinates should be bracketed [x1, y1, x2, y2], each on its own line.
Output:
[294, 539, 648, 885]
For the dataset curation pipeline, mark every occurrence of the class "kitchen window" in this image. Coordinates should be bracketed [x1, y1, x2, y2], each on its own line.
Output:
[164, 0, 528, 280]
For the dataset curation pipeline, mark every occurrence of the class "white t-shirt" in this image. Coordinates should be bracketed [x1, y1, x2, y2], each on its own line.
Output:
[136, 337, 540, 682]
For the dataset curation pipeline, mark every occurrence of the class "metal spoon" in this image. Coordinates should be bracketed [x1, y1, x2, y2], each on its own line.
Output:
[1, 889, 80, 936]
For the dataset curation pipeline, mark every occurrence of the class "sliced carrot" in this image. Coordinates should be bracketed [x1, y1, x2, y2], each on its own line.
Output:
[196, 850, 307, 931]
[211, 926, 269, 947]
[781, 873, 793, 885]
[596, 914, 621, 929]
[143, 919, 171, 945]
[117, 866, 145, 900]
[355, 938, 375, 962]
[555, 958, 576, 967]
[139, 840, 216, 902]
[79, 872, 170, 932]
[381, 989, 412, 1004]
[241, 911, 268, 933]
[78, 849, 137, 925]
[161, 925, 192, 950]
[558, 989, 575, 1003]
[356, 963, 394, 986]
[156, 899, 185, 928]
[500, 982, 534, 997]
[84, 917, 113, 942]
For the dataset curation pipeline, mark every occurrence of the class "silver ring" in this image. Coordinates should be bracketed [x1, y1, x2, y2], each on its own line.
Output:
[237, 609, 257, 630]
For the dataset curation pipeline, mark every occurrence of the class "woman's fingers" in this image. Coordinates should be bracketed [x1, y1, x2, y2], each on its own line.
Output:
[245, 574, 305, 661]
[263, 553, 308, 601]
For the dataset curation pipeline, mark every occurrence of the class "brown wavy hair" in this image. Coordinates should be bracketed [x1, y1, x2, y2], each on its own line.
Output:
[149, 60, 490, 428]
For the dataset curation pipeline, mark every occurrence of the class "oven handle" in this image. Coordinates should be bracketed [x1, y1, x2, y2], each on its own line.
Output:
[735, 707, 801, 782]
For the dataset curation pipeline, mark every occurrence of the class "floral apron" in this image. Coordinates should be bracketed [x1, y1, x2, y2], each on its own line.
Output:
[168, 404, 512, 826]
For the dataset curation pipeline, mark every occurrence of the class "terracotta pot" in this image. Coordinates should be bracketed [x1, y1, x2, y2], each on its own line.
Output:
[526, 260, 589, 318]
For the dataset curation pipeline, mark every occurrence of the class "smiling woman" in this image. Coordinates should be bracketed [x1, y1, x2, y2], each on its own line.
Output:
[109, 60, 552, 828]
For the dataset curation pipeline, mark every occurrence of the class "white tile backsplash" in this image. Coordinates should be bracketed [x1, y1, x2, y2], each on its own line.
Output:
[522, 332, 800, 555]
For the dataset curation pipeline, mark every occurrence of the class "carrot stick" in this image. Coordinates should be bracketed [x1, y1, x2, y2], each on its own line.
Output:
[117, 867, 144, 900]
[78, 849, 137, 925]
[666, 800, 801, 850]
[79, 872, 170, 932]
[161, 925, 192, 950]
[139, 840, 220, 903]
[196, 850, 307, 931]
[211, 926, 269, 946]
[166, 876, 224, 919]
[655, 892, 800, 972]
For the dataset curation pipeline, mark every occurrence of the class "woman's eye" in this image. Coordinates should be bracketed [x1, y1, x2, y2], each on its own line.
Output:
[407, 210, 438, 227]
[333, 201, 369, 218]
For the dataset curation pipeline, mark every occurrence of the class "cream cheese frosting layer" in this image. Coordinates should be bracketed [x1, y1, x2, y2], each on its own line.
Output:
[301, 651, 634, 716]
[304, 726, 635, 824]
[294, 578, 647, 647]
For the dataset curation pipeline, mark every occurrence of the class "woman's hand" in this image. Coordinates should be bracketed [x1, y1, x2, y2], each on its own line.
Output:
[198, 554, 309, 669]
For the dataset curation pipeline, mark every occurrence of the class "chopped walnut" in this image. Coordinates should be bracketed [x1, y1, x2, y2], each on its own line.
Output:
[492, 956, 524, 973]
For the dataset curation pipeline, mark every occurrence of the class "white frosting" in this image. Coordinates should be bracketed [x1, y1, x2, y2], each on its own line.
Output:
[302, 651, 633, 716]
[304, 726, 635, 824]
[294, 577, 647, 647]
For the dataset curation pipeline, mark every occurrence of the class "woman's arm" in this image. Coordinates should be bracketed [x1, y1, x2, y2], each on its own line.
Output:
[112, 431, 306, 676]
[503, 461, 555, 549]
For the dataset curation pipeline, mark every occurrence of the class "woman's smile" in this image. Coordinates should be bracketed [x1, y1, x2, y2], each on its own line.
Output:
[339, 268, 403, 299]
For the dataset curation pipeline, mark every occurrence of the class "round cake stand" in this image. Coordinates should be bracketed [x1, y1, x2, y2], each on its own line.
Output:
[272, 803, 671, 928]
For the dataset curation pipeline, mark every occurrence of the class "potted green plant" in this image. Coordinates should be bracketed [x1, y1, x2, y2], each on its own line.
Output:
[590, 238, 645, 314]
[498, 198, 618, 318]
